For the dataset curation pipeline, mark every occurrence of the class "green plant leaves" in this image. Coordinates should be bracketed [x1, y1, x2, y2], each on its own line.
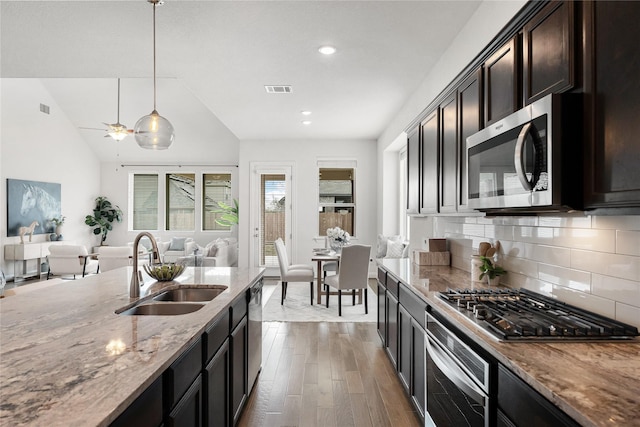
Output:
[85, 196, 123, 244]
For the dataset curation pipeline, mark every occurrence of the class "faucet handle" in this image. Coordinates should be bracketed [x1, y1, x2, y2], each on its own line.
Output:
[138, 270, 143, 284]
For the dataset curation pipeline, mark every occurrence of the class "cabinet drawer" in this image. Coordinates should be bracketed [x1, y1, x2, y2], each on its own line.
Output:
[204, 310, 230, 363]
[164, 338, 202, 409]
[377, 267, 386, 284]
[386, 274, 399, 298]
[167, 374, 202, 427]
[231, 292, 248, 331]
[110, 375, 163, 427]
[399, 284, 427, 329]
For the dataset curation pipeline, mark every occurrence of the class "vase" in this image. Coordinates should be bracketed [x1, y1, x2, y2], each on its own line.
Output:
[55, 225, 63, 236]
[330, 240, 345, 254]
[487, 276, 501, 287]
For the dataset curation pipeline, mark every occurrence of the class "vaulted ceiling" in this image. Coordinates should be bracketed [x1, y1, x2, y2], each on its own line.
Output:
[1, 0, 483, 162]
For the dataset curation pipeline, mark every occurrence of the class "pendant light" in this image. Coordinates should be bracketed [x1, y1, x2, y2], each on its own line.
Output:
[134, 0, 174, 150]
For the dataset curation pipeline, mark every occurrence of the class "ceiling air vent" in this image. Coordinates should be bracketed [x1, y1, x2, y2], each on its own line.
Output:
[39, 103, 50, 114]
[264, 85, 292, 94]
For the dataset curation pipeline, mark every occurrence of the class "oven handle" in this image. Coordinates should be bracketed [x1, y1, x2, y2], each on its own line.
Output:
[426, 335, 486, 406]
[514, 122, 534, 191]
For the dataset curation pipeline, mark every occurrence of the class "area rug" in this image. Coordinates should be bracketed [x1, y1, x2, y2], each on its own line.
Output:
[263, 281, 377, 323]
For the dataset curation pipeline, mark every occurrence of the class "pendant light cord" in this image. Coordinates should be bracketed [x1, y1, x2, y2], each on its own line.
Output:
[152, 1, 157, 111]
[116, 78, 121, 122]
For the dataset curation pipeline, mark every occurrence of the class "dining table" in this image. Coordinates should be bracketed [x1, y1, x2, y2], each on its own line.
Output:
[311, 251, 362, 305]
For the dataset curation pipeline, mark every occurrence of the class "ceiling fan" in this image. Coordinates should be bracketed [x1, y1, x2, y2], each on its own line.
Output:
[79, 78, 133, 141]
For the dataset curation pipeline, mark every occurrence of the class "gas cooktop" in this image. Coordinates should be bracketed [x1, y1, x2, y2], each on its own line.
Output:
[438, 288, 639, 341]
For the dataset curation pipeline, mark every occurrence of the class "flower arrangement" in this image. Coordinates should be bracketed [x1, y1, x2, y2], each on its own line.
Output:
[326, 226, 350, 244]
[51, 216, 66, 226]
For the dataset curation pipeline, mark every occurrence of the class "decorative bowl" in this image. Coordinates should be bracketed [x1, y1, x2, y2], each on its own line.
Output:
[143, 263, 185, 281]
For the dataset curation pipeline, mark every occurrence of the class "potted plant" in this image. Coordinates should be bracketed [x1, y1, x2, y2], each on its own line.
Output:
[85, 197, 123, 245]
[478, 255, 506, 286]
[50, 215, 66, 235]
[212, 199, 239, 227]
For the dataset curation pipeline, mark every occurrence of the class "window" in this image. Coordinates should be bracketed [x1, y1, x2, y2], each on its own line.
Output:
[318, 167, 355, 236]
[166, 173, 195, 231]
[202, 173, 232, 230]
[132, 174, 158, 230]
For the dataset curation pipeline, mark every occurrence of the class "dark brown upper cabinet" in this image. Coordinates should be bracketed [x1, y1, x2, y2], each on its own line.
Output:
[420, 109, 439, 214]
[439, 93, 458, 213]
[523, 1, 575, 105]
[457, 69, 483, 212]
[583, 0, 640, 210]
[483, 36, 520, 125]
[406, 127, 420, 214]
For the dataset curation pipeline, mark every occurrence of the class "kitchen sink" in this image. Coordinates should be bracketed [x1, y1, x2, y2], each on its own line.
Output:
[152, 286, 227, 302]
[118, 302, 205, 316]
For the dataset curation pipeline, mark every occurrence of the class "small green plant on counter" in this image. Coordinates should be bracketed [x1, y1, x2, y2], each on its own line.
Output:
[478, 255, 507, 280]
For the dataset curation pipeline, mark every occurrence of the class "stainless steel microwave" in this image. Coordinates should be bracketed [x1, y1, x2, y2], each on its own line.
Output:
[466, 94, 582, 213]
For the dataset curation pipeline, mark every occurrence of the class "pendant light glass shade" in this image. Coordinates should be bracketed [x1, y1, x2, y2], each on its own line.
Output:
[135, 0, 174, 150]
[134, 110, 174, 149]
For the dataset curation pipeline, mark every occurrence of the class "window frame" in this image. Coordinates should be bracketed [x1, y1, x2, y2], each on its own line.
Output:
[317, 160, 357, 238]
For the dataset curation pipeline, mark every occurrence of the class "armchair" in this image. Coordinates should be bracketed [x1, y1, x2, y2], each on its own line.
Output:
[97, 246, 133, 272]
[161, 237, 197, 263]
[47, 245, 99, 279]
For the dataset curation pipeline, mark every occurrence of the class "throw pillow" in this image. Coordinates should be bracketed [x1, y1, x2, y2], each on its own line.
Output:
[205, 241, 218, 257]
[385, 239, 406, 259]
[169, 237, 187, 251]
[376, 234, 401, 258]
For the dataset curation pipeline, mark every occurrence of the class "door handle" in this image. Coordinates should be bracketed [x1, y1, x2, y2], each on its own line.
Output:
[514, 122, 534, 191]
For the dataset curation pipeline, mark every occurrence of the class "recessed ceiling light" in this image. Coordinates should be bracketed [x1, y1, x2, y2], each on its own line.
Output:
[302, 120, 312, 125]
[318, 46, 336, 55]
[301, 111, 312, 116]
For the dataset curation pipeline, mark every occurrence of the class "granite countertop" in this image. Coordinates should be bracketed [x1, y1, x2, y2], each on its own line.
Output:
[0, 266, 264, 427]
[378, 258, 640, 427]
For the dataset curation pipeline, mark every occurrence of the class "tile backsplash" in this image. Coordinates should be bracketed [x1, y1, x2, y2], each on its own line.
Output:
[414, 214, 640, 328]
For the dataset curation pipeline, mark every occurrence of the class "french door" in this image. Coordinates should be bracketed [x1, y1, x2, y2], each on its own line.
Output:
[249, 163, 293, 276]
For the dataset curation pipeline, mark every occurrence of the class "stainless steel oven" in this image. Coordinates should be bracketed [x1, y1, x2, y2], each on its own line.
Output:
[425, 311, 491, 427]
[466, 94, 581, 213]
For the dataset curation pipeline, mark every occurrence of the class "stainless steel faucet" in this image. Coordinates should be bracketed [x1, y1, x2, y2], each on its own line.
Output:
[130, 232, 161, 298]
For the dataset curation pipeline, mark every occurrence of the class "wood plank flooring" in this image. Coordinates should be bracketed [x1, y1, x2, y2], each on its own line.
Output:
[238, 321, 422, 427]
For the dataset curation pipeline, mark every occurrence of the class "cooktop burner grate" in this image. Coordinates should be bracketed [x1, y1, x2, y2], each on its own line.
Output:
[438, 288, 639, 341]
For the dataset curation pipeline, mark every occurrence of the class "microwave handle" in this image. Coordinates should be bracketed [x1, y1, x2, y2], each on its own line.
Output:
[514, 122, 534, 191]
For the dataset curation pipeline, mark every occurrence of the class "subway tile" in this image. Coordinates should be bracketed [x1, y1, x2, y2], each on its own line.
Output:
[538, 215, 592, 229]
[616, 230, 640, 256]
[514, 226, 616, 251]
[549, 285, 616, 319]
[510, 272, 554, 295]
[483, 216, 539, 226]
[501, 255, 538, 278]
[499, 240, 524, 259]
[538, 264, 591, 292]
[571, 250, 640, 282]
[462, 223, 485, 237]
[592, 274, 640, 308]
[615, 303, 640, 328]
[591, 215, 640, 231]
[529, 244, 571, 267]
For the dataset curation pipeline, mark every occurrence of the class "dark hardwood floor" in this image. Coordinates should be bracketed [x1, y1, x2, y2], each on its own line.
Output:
[238, 321, 421, 427]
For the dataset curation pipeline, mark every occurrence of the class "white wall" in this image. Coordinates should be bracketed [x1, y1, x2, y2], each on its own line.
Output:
[0, 79, 101, 278]
[238, 139, 377, 270]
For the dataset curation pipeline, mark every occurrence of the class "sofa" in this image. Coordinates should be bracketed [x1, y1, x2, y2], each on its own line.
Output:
[158, 237, 198, 263]
[198, 238, 238, 267]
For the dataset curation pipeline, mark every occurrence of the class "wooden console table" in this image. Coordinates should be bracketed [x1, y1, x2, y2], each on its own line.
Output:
[4, 242, 68, 281]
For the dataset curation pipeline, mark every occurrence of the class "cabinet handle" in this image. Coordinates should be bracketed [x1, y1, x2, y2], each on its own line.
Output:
[514, 122, 534, 191]
[426, 335, 486, 406]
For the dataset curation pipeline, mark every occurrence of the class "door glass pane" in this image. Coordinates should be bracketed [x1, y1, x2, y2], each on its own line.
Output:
[133, 174, 158, 230]
[319, 168, 355, 236]
[261, 174, 286, 267]
[166, 173, 195, 231]
[202, 173, 232, 230]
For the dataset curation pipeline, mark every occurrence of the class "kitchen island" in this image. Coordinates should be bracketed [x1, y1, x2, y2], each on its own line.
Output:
[378, 258, 640, 427]
[0, 265, 264, 426]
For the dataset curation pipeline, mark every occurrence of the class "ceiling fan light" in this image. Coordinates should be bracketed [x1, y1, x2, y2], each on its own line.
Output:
[108, 128, 129, 141]
[134, 110, 174, 150]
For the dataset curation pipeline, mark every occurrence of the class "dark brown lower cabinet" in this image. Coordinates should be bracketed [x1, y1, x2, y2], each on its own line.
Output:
[167, 375, 202, 427]
[385, 291, 399, 369]
[231, 316, 248, 425]
[109, 375, 163, 427]
[377, 280, 387, 345]
[204, 339, 230, 427]
[398, 304, 411, 392]
[398, 288, 426, 421]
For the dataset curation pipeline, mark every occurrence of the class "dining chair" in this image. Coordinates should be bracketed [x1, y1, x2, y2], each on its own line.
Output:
[324, 244, 371, 316]
[274, 238, 315, 305]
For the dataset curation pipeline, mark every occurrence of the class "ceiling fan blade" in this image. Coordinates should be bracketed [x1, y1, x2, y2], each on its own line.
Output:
[79, 127, 107, 131]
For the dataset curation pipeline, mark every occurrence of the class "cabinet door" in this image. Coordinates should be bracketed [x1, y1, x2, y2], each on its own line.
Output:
[398, 304, 412, 392]
[110, 376, 163, 427]
[583, 1, 640, 209]
[385, 292, 399, 369]
[420, 109, 439, 214]
[231, 316, 248, 424]
[484, 36, 519, 125]
[523, 1, 575, 104]
[410, 318, 426, 419]
[167, 375, 202, 427]
[407, 126, 420, 214]
[204, 339, 229, 427]
[457, 68, 483, 211]
[377, 281, 387, 345]
[439, 93, 458, 213]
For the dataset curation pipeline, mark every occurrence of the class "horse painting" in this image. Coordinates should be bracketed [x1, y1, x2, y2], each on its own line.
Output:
[7, 179, 61, 238]
[18, 221, 39, 244]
